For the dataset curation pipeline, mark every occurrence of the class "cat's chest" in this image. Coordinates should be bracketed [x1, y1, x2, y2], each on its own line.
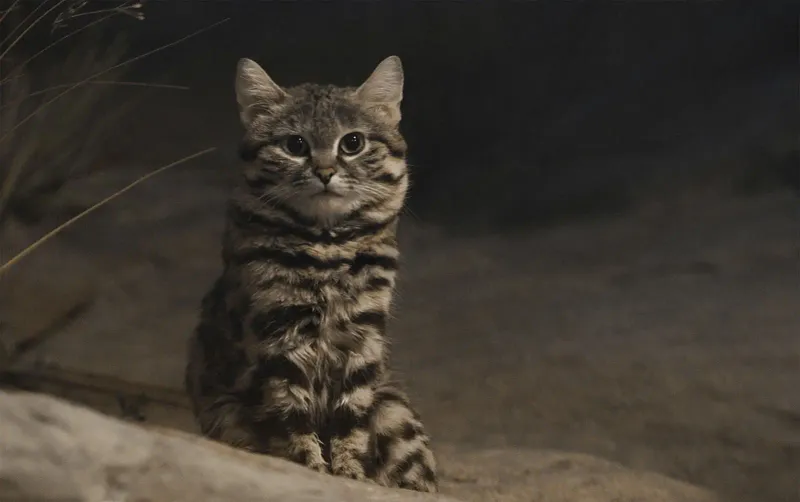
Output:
[311, 282, 369, 351]
[285, 338, 348, 408]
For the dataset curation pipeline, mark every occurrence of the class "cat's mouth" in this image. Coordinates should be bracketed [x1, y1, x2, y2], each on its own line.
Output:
[311, 188, 344, 198]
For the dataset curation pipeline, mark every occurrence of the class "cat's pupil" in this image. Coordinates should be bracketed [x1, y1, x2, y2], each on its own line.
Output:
[340, 132, 364, 155]
[285, 135, 308, 156]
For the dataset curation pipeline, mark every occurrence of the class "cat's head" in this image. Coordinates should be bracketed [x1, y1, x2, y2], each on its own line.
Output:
[235, 56, 408, 227]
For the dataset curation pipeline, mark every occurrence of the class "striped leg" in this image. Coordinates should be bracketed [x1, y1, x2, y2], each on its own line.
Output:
[328, 375, 377, 481]
[370, 386, 438, 493]
[329, 414, 372, 480]
[282, 415, 327, 473]
[245, 356, 327, 473]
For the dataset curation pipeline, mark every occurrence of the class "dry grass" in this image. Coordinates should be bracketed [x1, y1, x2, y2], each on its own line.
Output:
[0, 0, 146, 225]
[0, 147, 216, 277]
[0, 1, 227, 275]
[0, 1, 224, 405]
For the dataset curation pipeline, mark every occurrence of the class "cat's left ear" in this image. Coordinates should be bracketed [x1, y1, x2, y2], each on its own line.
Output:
[354, 55, 404, 124]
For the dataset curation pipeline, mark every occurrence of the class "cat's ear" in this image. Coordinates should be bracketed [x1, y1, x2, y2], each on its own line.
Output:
[354, 55, 404, 124]
[235, 58, 287, 127]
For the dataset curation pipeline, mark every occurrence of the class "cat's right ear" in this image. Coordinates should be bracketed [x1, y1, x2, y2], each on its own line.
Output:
[235, 58, 287, 127]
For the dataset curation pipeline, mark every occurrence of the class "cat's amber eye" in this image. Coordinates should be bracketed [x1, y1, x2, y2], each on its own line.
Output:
[283, 135, 310, 157]
[339, 132, 365, 155]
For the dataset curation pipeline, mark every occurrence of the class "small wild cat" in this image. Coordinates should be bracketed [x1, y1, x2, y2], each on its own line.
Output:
[184, 55, 437, 492]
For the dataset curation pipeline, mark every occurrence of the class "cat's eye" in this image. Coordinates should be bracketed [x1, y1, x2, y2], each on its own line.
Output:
[283, 135, 310, 157]
[339, 132, 365, 156]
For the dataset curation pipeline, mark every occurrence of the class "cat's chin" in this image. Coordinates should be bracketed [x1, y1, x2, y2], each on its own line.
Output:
[294, 192, 363, 227]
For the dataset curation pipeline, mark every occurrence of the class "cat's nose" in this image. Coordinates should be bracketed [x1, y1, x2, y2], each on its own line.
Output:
[315, 167, 337, 185]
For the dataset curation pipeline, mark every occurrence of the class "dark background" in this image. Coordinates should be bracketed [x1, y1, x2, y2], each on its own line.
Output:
[13, 0, 794, 234]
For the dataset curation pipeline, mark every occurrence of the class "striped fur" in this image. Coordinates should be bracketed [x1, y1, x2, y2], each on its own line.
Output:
[185, 56, 437, 492]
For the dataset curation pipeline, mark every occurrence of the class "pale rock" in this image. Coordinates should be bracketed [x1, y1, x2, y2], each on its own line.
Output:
[0, 391, 720, 502]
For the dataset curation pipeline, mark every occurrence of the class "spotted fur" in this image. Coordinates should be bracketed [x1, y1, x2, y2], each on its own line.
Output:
[184, 56, 437, 493]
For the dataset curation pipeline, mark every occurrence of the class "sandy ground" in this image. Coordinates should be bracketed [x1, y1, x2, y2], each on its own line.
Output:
[1, 150, 798, 502]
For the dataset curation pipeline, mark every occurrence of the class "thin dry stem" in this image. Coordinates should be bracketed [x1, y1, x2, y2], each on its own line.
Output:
[0, 17, 230, 148]
[0, 1, 144, 221]
[0, 37, 133, 222]
[0, 147, 216, 277]
[0, 0, 22, 24]
[0, 0, 48, 47]
[64, 6, 142, 22]
[0, 0, 70, 62]
[0, 81, 189, 111]
[0, 13, 114, 86]
[51, 0, 144, 31]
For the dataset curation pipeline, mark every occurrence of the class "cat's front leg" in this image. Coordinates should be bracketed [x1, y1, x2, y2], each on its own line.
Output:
[248, 356, 327, 473]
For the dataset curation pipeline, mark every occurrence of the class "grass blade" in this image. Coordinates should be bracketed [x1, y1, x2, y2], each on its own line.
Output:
[0, 17, 230, 147]
[0, 13, 114, 86]
[0, 0, 69, 62]
[0, 146, 216, 276]
[0, 80, 189, 111]
[0, 0, 23, 24]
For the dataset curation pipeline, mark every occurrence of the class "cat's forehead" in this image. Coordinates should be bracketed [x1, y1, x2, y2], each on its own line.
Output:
[286, 83, 352, 101]
[282, 84, 363, 131]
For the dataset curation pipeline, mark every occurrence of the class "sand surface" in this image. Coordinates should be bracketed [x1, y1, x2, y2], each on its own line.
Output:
[2, 164, 798, 501]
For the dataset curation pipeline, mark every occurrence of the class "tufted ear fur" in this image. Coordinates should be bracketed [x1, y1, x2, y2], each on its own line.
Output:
[235, 58, 288, 128]
[354, 56, 404, 125]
